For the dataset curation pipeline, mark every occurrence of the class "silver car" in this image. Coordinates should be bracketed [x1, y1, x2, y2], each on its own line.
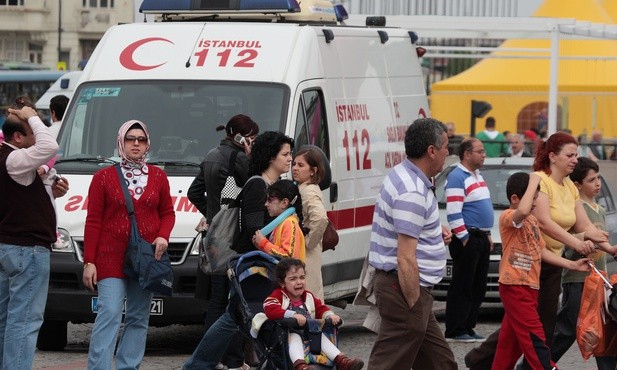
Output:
[432, 157, 617, 301]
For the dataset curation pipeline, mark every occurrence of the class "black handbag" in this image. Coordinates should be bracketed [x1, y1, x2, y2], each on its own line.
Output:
[115, 165, 173, 296]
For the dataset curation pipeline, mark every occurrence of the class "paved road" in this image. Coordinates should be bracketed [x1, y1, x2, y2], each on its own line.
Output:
[32, 302, 597, 369]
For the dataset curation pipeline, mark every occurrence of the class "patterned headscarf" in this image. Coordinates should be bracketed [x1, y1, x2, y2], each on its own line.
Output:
[116, 119, 151, 168]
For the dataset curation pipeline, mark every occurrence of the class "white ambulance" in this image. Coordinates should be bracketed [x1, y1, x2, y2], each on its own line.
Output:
[38, 0, 429, 349]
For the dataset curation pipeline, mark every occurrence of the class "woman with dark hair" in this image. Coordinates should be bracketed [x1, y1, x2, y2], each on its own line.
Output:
[187, 114, 259, 370]
[82, 120, 175, 370]
[184, 131, 294, 370]
[293, 147, 328, 299]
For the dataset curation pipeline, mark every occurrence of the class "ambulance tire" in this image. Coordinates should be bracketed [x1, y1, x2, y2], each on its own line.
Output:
[36, 319, 68, 351]
[300, 145, 332, 190]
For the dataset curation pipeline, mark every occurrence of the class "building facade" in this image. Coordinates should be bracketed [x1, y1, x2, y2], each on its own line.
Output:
[0, 0, 134, 71]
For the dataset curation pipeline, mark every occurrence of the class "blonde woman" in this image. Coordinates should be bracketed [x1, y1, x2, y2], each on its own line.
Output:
[292, 147, 329, 300]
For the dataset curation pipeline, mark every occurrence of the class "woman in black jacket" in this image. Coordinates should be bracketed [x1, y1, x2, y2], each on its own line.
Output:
[184, 131, 294, 370]
[187, 114, 258, 370]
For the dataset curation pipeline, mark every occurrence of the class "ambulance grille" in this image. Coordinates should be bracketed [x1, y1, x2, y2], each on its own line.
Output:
[75, 241, 189, 264]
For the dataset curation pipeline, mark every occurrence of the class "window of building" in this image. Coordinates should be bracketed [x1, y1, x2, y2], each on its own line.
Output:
[2, 38, 26, 62]
[83, 0, 114, 8]
[29, 43, 42, 64]
[80, 39, 98, 61]
[0, 0, 25, 6]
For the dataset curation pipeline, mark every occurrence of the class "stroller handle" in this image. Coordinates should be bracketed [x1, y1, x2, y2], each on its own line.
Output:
[277, 317, 340, 330]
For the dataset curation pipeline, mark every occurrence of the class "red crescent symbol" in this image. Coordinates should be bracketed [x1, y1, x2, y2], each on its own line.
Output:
[119, 37, 174, 71]
[418, 108, 427, 118]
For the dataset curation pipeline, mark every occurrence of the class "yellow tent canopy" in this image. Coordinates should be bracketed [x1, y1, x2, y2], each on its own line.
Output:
[430, 0, 617, 138]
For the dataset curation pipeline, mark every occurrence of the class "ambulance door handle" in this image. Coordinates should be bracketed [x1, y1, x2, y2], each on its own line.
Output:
[329, 182, 338, 203]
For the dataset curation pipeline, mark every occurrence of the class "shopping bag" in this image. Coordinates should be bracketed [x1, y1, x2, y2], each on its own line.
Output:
[576, 267, 617, 359]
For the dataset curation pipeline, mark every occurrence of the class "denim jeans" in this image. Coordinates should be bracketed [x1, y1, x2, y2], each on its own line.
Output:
[184, 305, 239, 370]
[203, 274, 245, 367]
[87, 277, 153, 370]
[0, 244, 50, 370]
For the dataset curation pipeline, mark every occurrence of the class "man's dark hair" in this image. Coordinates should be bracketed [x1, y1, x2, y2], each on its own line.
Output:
[2, 96, 35, 142]
[458, 138, 477, 160]
[570, 157, 599, 184]
[506, 172, 531, 202]
[274, 258, 306, 285]
[404, 118, 447, 159]
[485, 117, 496, 129]
[50, 95, 69, 121]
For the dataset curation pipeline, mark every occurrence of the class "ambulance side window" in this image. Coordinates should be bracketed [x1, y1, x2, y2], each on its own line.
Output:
[293, 90, 330, 158]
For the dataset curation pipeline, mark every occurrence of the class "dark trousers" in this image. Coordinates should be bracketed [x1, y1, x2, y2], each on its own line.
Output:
[464, 260, 563, 370]
[368, 270, 457, 370]
[204, 274, 245, 367]
[552, 282, 616, 370]
[445, 232, 491, 338]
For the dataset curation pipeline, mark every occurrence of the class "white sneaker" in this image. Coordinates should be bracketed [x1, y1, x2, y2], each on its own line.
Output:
[214, 363, 225, 370]
[227, 364, 250, 370]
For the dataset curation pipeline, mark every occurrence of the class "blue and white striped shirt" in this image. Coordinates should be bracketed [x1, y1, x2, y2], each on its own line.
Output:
[368, 159, 447, 287]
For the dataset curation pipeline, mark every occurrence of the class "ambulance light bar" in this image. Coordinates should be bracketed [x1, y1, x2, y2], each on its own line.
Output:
[140, 0, 301, 14]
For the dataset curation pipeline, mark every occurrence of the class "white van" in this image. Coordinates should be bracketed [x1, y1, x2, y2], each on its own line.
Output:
[38, 0, 429, 350]
[34, 71, 82, 117]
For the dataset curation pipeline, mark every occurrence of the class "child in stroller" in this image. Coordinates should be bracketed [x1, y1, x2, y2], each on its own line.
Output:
[259, 258, 364, 370]
[226, 252, 327, 370]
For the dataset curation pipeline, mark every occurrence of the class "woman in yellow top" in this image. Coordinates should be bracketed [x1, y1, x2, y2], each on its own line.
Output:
[529, 132, 616, 364]
[253, 179, 306, 262]
[293, 147, 329, 300]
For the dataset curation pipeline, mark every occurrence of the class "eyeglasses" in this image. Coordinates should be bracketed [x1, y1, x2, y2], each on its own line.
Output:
[266, 196, 279, 203]
[125, 135, 148, 144]
[468, 149, 486, 154]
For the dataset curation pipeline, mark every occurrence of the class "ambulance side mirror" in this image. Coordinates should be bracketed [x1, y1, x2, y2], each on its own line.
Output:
[329, 182, 338, 203]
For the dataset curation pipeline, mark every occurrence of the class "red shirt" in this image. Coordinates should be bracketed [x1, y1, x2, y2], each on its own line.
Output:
[263, 287, 333, 320]
[83, 165, 175, 280]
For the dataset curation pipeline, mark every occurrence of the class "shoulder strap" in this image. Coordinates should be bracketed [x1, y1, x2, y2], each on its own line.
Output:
[114, 164, 135, 216]
[228, 148, 239, 179]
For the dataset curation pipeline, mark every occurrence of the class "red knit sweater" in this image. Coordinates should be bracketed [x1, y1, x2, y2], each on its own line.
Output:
[83, 165, 175, 280]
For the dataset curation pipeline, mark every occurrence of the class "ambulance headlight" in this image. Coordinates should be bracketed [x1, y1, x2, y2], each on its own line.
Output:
[52, 228, 75, 252]
[189, 234, 202, 256]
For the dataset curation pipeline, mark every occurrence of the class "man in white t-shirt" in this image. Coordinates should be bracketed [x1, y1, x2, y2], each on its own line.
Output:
[47, 95, 69, 140]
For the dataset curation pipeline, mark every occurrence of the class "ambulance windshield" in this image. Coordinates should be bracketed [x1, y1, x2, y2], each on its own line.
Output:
[55, 81, 288, 175]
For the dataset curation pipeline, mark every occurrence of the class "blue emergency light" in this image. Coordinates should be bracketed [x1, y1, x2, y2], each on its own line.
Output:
[140, 0, 301, 13]
[333, 4, 348, 21]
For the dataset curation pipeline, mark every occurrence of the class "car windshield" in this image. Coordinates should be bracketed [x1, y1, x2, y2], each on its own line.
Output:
[435, 165, 533, 209]
[55, 81, 289, 175]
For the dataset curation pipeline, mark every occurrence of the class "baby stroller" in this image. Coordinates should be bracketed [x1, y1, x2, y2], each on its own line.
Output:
[226, 251, 338, 370]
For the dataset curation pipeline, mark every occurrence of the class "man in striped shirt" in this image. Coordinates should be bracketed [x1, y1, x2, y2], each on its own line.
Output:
[444, 138, 494, 343]
[367, 118, 457, 370]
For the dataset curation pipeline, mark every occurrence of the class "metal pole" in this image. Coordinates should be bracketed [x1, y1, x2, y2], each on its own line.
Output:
[57, 0, 62, 65]
[548, 25, 559, 135]
[470, 100, 476, 137]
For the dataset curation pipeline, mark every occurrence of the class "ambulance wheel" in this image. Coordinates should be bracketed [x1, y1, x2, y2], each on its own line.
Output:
[36, 320, 68, 351]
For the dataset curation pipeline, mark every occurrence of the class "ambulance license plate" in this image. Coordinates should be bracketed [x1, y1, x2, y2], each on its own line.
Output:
[91, 297, 163, 316]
